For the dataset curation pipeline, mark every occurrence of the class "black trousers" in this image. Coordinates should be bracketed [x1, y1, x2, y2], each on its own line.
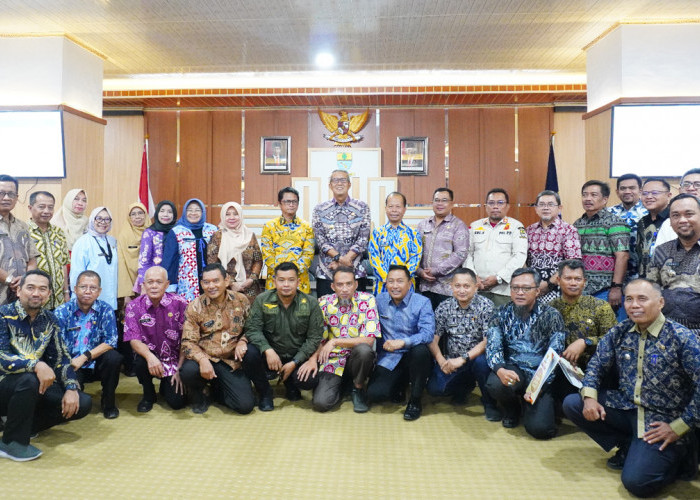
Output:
[75, 349, 123, 409]
[421, 291, 450, 311]
[367, 344, 432, 404]
[485, 364, 557, 440]
[0, 373, 91, 446]
[244, 343, 318, 396]
[133, 355, 186, 410]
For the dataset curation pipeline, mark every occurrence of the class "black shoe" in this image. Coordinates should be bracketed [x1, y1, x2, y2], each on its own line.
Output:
[103, 407, 119, 419]
[137, 399, 154, 413]
[403, 401, 422, 421]
[351, 388, 369, 413]
[607, 447, 627, 470]
[192, 401, 209, 414]
[258, 393, 274, 412]
[285, 385, 302, 401]
[502, 416, 519, 428]
[484, 404, 502, 422]
[391, 388, 406, 404]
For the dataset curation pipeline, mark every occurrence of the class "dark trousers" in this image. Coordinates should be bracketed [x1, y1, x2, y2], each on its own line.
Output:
[0, 373, 91, 446]
[421, 291, 450, 311]
[426, 353, 496, 407]
[367, 344, 432, 404]
[133, 355, 186, 410]
[563, 393, 695, 498]
[180, 359, 256, 414]
[486, 364, 557, 440]
[245, 343, 319, 397]
[75, 349, 123, 409]
[307, 343, 375, 412]
[316, 277, 368, 298]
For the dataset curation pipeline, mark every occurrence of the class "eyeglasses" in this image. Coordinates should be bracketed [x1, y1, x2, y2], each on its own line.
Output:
[511, 286, 537, 293]
[280, 200, 299, 205]
[94, 217, 112, 224]
[0, 191, 18, 199]
[680, 181, 700, 190]
[77, 285, 100, 292]
[330, 178, 349, 185]
[433, 198, 451, 204]
[641, 190, 669, 197]
[486, 200, 507, 206]
[536, 202, 558, 208]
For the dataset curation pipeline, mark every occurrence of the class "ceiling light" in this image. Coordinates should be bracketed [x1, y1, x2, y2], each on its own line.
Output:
[315, 52, 334, 68]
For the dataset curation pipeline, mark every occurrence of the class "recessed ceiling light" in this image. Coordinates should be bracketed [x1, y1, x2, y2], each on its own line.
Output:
[315, 52, 335, 68]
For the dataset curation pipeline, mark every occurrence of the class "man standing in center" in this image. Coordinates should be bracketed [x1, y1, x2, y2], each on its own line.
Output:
[416, 187, 469, 310]
[466, 188, 528, 307]
[609, 174, 648, 280]
[312, 170, 371, 297]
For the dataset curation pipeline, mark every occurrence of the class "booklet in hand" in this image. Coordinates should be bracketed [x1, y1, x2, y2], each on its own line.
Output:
[524, 347, 584, 404]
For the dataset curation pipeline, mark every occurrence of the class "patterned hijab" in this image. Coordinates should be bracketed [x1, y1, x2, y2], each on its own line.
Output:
[217, 202, 253, 283]
[150, 200, 178, 234]
[51, 188, 88, 250]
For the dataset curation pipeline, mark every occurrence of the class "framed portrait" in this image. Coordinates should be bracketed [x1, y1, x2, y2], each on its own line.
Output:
[397, 137, 428, 175]
[261, 136, 291, 174]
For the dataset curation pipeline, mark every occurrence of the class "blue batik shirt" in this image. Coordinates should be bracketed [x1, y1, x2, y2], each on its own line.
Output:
[55, 298, 118, 369]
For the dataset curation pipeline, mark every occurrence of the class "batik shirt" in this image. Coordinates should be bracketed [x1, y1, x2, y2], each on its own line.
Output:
[573, 209, 630, 295]
[581, 315, 700, 439]
[54, 298, 118, 370]
[486, 301, 566, 379]
[0, 301, 78, 389]
[647, 239, 700, 329]
[261, 216, 315, 293]
[134, 228, 165, 293]
[635, 208, 669, 278]
[434, 294, 494, 359]
[526, 217, 581, 284]
[0, 213, 39, 305]
[417, 213, 469, 297]
[312, 197, 371, 280]
[609, 201, 648, 277]
[123, 292, 188, 377]
[28, 221, 69, 309]
[368, 221, 422, 294]
[550, 295, 617, 368]
[317, 291, 381, 377]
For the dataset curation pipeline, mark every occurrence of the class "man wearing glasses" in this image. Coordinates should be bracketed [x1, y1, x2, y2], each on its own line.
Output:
[0, 175, 38, 305]
[654, 168, 700, 248]
[635, 178, 672, 277]
[525, 190, 581, 303]
[312, 170, 371, 297]
[54, 270, 123, 419]
[465, 188, 528, 307]
[261, 187, 315, 294]
[485, 267, 566, 439]
[416, 187, 469, 310]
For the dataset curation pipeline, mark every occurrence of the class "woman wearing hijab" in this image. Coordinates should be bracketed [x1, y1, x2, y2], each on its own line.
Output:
[162, 199, 217, 302]
[207, 202, 262, 304]
[117, 202, 151, 302]
[51, 188, 89, 251]
[133, 200, 177, 294]
[70, 206, 119, 310]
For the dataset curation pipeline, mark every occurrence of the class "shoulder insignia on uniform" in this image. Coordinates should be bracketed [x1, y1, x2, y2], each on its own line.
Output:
[264, 303, 278, 309]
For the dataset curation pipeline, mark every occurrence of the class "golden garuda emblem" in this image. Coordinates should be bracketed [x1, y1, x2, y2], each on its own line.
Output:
[318, 108, 370, 146]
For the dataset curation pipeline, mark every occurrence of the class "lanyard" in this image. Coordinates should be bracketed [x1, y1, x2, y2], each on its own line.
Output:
[92, 236, 113, 265]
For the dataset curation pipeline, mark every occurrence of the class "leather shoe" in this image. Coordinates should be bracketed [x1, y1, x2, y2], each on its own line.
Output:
[258, 395, 274, 412]
[403, 401, 422, 421]
[484, 404, 502, 422]
[285, 385, 302, 401]
[606, 447, 627, 470]
[103, 407, 119, 419]
[192, 401, 209, 414]
[502, 416, 519, 428]
[351, 388, 369, 413]
[137, 399, 154, 413]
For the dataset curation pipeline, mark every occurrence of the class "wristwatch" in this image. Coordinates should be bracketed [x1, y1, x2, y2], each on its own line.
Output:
[82, 350, 93, 362]
[610, 282, 623, 289]
[4, 275, 12, 285]
[332, 254, 340, 262]
[461, 353, 471, 362]
[496, 276, 503, 285]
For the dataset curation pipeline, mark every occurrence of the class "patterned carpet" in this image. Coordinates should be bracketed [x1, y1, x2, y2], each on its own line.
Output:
[2, 376, 699, 499]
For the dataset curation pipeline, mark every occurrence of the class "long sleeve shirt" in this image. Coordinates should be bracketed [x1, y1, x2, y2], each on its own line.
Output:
[312, 197, 371, 280]
[260, 216, 315, 294]
[0, 301, 79, 390]
[465, 217, 528, 297]
[581, 314, 700, 439]
[70, 233, 119, 310]
[134, 227, 165, 293]
[375, 290, 434, 370]
[54, 298, 118, 369]
[368, 221, 422, 294]
[244, 289, 324, 365]
[526, 217, 582, 282]
[0, 213, 40, 305]
[28, 221, 69, 309]
[486, 301, 566, 379]
[416, 213, 469, 296]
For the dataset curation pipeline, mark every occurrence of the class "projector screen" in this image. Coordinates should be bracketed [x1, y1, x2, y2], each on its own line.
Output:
[0, 110, 66, 178]
[610, 104, 700, 178]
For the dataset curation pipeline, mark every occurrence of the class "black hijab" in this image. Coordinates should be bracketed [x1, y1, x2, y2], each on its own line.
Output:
[150, 200, 178, 234]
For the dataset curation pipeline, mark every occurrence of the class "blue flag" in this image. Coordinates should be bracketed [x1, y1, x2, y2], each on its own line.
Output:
[545, 141, 558, 192]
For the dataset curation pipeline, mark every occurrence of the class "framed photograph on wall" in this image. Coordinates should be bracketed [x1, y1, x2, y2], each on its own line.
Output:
[397, 137, 428, 175]
[261, 136, 291, 174]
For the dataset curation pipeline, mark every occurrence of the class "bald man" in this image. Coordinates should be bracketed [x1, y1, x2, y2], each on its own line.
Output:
[123, 267, 189, 412]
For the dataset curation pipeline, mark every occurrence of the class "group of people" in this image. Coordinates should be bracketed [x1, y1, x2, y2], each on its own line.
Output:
[0, 168, 698, 498]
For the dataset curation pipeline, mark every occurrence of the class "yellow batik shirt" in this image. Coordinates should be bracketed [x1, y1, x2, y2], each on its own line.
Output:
[261, 216, 315, 293]
[28, 221, 68, 309]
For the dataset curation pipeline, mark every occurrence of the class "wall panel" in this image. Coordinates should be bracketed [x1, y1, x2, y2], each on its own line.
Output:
[553, 111, 586, 222]
[145, 111, 178, 210]
[517, 107, 552, 226]
[480, 108, 516, 221]
[211, 110, 242, 208]
[447, 108, 481, 206]
[178, 111, 213, 219]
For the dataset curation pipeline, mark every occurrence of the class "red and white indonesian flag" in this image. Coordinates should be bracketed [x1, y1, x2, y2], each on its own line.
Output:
[139, 141, 155, 217]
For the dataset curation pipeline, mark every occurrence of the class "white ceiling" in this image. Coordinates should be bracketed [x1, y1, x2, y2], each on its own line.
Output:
[2, 0, 700, 78]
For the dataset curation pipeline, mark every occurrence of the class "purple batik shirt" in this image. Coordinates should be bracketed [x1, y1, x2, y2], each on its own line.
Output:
[417, 213, 469, 296]
[123, 292, 188, 377]
[134, 228, 165, 293]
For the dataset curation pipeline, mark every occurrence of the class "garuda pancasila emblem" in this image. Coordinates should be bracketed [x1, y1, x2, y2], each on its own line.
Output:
[318, 108, 370, 146]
